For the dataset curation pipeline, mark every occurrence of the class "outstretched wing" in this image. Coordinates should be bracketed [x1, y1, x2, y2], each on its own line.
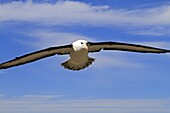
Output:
[88, 42, 170, 53]
[0, 45, 72, 69]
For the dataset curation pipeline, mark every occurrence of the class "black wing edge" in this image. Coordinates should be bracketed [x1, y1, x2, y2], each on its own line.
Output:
[0, 44, 72, 69]
[88, 41, 170, 53]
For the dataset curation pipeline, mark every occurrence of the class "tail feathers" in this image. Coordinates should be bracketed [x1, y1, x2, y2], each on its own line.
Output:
[61, 57, 95, 71]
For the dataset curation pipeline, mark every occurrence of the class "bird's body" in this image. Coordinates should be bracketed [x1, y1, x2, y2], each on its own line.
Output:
[0, 39, 170, 71]
[62, 40, 95, 70]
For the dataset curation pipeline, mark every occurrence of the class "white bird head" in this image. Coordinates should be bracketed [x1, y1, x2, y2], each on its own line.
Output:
[72, 40, 89, 51]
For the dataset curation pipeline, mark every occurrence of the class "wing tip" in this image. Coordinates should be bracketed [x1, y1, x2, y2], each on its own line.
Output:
[165, 50, 170, 53]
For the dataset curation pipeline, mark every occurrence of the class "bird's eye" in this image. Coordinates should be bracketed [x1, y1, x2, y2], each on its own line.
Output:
[80, 42, 83, 44]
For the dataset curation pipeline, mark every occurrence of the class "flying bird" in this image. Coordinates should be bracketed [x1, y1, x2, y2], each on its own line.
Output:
[0, 40, 170, 71]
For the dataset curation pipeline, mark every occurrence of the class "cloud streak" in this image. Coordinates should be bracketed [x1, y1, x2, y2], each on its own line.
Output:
[0, 95, 170, 113]
[19, 29, 93, 48]
[0, 0, 170, 27]
[91, 53, 143, 69]
[21, 94, 67, 100]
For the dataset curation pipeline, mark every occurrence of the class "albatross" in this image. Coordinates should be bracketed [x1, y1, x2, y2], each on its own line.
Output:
[0, 40, 170, 71]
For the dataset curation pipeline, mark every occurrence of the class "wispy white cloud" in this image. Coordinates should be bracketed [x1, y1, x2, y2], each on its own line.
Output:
[19, 29, 93, 48]
[0, 0, 170, 27]
[21, 94, 67, 100]
[91, 53, 143, 69]
[0, 95, 170, 113]
[128, 27, 170, 36]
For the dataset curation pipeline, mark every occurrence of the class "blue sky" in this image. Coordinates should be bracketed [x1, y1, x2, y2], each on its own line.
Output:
[0, 0, 170, 113]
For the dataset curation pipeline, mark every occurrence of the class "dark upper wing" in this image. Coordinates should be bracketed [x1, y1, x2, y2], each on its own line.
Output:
[0, 44, 72, 69]
[88, 42, 170, 53]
